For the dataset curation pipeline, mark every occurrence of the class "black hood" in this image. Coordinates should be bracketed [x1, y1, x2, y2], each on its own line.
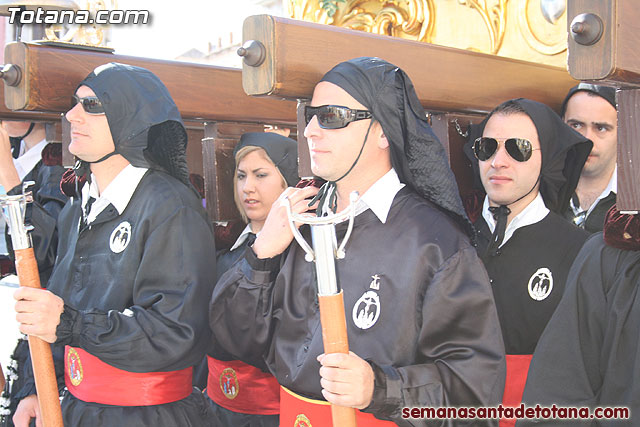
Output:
[234, 132, 299, 187]
[320, 57, 473, 239]
[561, 83, 616, 117]
[463, 98, 593, 214]
[9, 122, 35, 159]
[78, 63, 189, 185]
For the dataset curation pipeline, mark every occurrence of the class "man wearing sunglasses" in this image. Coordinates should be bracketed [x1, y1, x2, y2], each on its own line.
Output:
[463, 98, 592, 426]
[0, 121, 67, 427]
[211, 57, 506, 426]
[11, 63, 216, 427]
[561, 83, 618, 233]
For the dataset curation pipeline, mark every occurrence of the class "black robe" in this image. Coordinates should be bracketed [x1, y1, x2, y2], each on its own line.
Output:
[5, 150, 67, 284]
[210, 187, 506, 426]
[476, 212, 588, 355]
[41, 170, 216, 426]
[518, 235, 640, 426]
[1, 147, 67, 427]
[204, 235, 279, 427]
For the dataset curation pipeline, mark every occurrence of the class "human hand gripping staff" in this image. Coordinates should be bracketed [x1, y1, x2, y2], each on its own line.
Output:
[1, 184, 63, 427]
[284, 190, 359, 427]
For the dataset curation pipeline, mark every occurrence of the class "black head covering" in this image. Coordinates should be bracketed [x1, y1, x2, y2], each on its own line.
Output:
[9, 122, 35, 159]
[560, 83, 616, 117]
[75, 63, 189, 185]
[233, 132, 299, 187]
[463, 98, 593, 215]
[319, 57, 473, 239]
[9, 136, 22, 159]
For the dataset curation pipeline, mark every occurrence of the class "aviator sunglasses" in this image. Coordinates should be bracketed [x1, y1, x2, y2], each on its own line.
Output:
[72, 95, 105, 115]
[304, 105, 372, 129]
[473, 137, 540, 162]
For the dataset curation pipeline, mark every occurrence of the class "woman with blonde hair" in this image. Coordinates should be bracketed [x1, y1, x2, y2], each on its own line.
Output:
[206, 131, 298, 427]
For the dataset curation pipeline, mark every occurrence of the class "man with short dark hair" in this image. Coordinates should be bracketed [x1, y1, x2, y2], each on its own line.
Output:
[210, 57, 506, 426]
[561, 83, 617, 233]
[464, 98, 592, 426]
[11, 63, 216, 426]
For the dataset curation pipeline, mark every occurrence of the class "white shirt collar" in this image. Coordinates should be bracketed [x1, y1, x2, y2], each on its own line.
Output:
[12, 138, 48, 181]
[81, 165, 148, 224]
[354, 168, 405, 224]
[570, 167, 617, 216]
[230, 224, 254, 252]
[482, 192, 549, 247]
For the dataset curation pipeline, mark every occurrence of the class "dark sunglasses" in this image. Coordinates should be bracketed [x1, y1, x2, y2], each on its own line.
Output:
[72, 95, 105, 115]
[473, 137, 540, 162]
[304, 105, 372, 129]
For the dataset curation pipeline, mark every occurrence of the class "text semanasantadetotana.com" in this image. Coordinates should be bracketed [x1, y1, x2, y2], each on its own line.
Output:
[402, 404, 630, 421]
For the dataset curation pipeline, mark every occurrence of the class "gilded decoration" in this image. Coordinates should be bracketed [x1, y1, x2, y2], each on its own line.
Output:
[457, 0, 508, 54]
[44, 0, 116, 46]
[286, 0, 568, 67]
[287, 0, 436, 43]
[517, 0, 567, 55]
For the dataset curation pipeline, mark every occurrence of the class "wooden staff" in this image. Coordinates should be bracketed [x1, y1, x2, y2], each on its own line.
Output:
[286, 192, 359, 427]
[318, 290, 355, 426]
[0, 362, 5, 390]
[1, 192, 63, 427]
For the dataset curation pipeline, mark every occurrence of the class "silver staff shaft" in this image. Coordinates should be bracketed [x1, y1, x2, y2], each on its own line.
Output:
[0, 194, 32, 250]
[310, 224, 339, 295]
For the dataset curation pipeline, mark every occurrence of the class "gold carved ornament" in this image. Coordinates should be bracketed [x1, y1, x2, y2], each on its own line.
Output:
[287, 0, 567, 60]
[457, 0, 508, 54]
[517, 0, 566, 55]
[287, 0, 436, 43]
[44, 0, 117, 46]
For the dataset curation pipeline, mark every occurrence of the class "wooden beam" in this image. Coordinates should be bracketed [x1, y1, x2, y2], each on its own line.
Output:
[567, 0, 640, 86]
[0, 88, 61, 121]
[3, 42, 297, 124]
[240, 15, 577, 113]
[616, 89, 640, 212]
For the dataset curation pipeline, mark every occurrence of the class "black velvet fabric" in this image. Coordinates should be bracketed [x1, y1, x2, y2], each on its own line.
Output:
[603, 205, 640, 251]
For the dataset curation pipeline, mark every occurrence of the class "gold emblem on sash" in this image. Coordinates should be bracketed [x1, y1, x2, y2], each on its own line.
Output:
[294, 414, 312, 427]
[67, 348, 84, 386]
[219, 367, 240, 399]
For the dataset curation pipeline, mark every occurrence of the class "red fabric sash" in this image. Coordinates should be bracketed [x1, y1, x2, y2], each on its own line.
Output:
[64, 346, 192, 406]
[206, 356, 279, 415]
[280, 386, 396, 426]
[500, 354, 533, 427]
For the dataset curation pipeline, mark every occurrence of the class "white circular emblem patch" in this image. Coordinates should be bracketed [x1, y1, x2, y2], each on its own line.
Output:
[352, 290, 381, 330]
[528, 267, 553, 301]
[109, 221, 132, 253]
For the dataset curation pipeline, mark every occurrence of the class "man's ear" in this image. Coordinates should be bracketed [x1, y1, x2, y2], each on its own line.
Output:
[374, 122, 389, 149]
